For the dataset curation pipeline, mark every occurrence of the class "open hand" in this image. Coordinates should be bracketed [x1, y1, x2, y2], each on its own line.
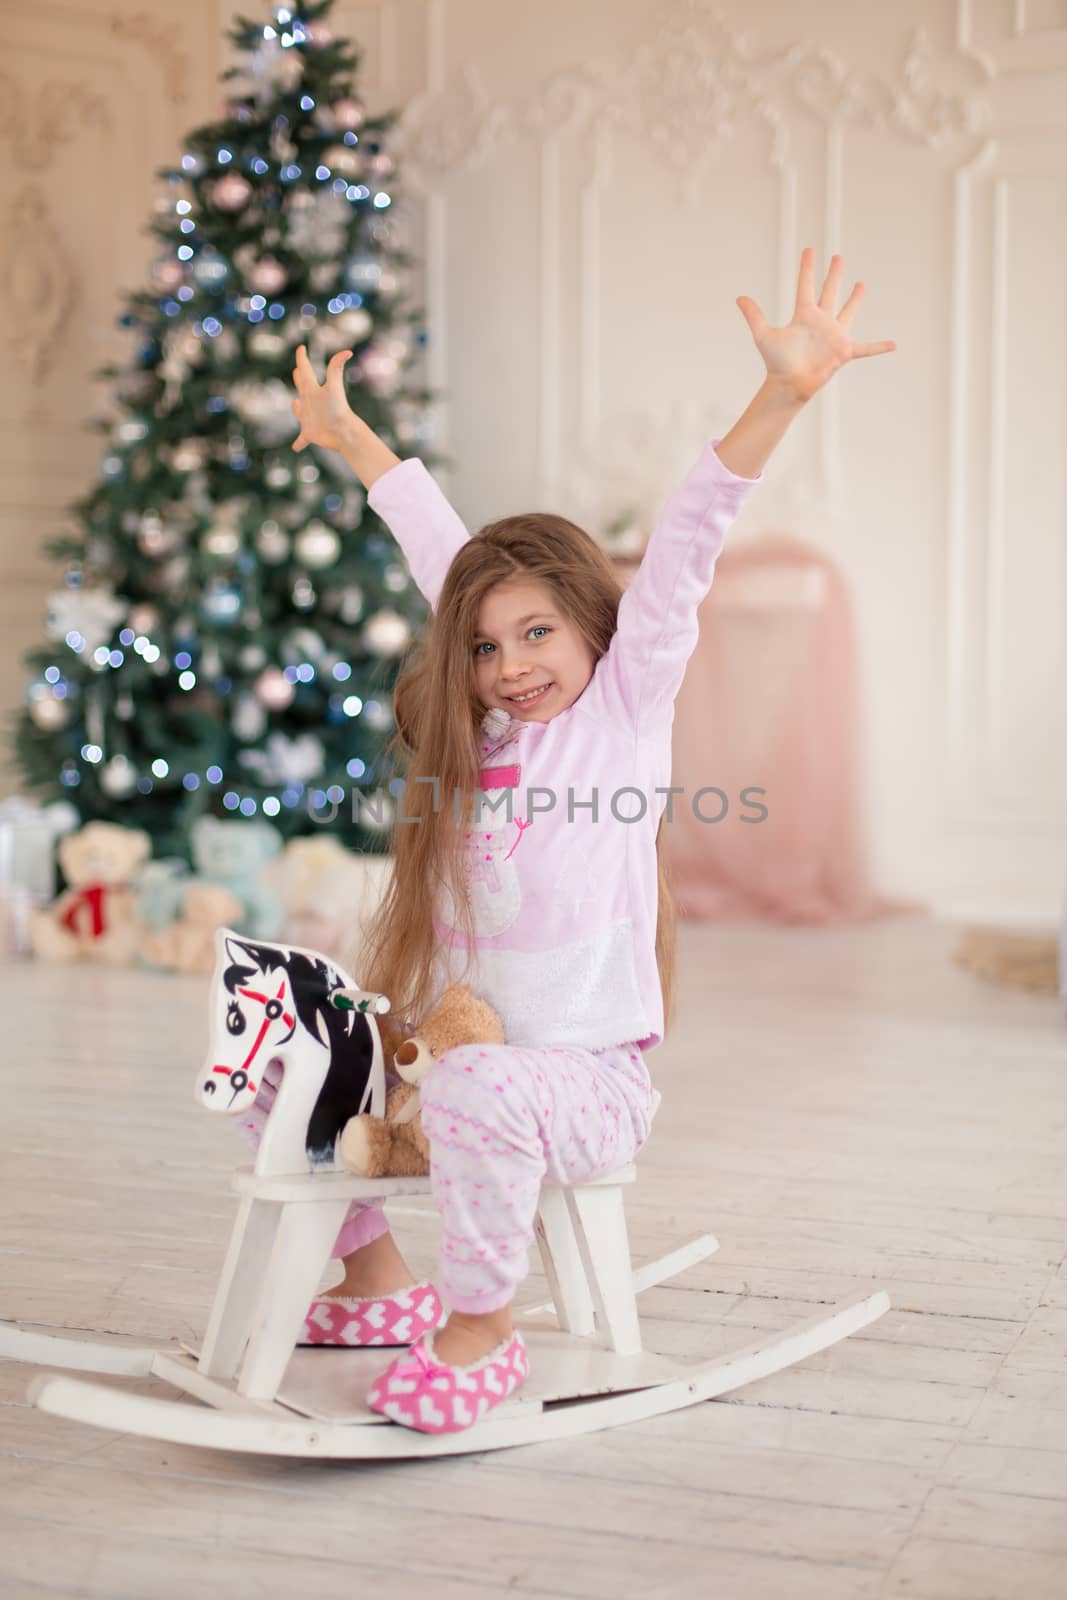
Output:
[736, 249, 895, 404]
[290, 344, 357, 452]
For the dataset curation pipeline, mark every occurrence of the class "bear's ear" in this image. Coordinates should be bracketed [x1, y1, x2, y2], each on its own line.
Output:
[128, 829, 152, 868]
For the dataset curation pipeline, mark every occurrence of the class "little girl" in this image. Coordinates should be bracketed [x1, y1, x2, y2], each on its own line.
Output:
[279, 249, 893, 1434]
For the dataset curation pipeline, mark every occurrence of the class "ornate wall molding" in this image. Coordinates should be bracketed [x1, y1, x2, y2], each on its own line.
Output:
[394, 0, 995, 187]
[0, 76, 111, 171]
[111, 11, 191, 105]
[3, 188, 77, 382]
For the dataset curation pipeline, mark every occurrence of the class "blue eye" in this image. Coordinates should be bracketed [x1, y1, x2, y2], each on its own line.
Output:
[475, 626, 551, 658]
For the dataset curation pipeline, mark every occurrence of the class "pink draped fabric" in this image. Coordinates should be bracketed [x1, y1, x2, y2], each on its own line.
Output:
[617, 532, 919, 925]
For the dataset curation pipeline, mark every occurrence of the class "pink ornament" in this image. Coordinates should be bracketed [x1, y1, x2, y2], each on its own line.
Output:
[247, 256, 288, 296]
[212, 172, 252, 212]
[304, 20, 334, 47]
[152, 257, 185, 292]
[254, 667, 295, 710]
[332, 98, 365, 131]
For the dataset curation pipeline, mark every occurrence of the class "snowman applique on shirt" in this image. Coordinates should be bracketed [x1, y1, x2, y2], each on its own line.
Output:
[436, 706, 533, 939]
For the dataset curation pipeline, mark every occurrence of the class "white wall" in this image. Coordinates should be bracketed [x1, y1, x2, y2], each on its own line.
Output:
[8, 0, 1067, 923]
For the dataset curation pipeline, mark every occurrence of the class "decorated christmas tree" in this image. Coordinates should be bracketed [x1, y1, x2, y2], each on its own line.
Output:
[15, 0, 435, 860]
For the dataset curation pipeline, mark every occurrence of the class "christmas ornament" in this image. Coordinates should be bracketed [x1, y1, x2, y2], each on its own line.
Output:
[229, 379, 295, 443]
[232, 694, 268, 741]
[254, 667, 295, 710]
[152, 258, 185, 292]
[45, 586, 125, 652]
[362, 699, 394, 732]
[247, 256, 288, 296]
[239, 644, 267, 670]
[284, 627, 326, 662]
[192, 251, 229, 291]
[362, 608, 411, 656]
[322, 144, 363, 180]
[170, 438, 210, 473]
[255, 520, 289, 562]
[264, 462, 292, 490]
[248, 327, 290, 359]
[357, 345, 400, 394]
[368, 153, 394, 179]
[127, 603, 159, 635]
[202, 521, 241, 558]
[304, 20, 334, 48]
[240, 732, 324, 785]
[29, 696, 70, 731]
[331, 98, 365, 132]
[137, 512, 181, 558]
[200, 579, 243, 625]
[339, 585, 364, 623]
[212, 172, 252, 211]
[344, 254, 381, 293]
[294, 521, 341, 569]
[100, 755, 138, 799]
[288, 188, 349, 256]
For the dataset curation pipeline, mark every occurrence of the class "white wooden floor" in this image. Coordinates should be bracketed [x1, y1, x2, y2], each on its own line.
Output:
[1, 916, 1065, 1599]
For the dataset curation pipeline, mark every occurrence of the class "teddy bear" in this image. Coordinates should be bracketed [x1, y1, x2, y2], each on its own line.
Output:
[140, 816, 285, 948]
[189, 815, 284, 939]
[142, 882, 245, 976]
[260, 835, 390, 961]
[338, 983, 505, 1178]
[28, 821, 150, 965]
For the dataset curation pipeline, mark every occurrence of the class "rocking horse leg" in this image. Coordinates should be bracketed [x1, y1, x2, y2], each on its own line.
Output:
[535, 1187, 596, 1337]
[566, 1184, 643, 1357]
[198, 1197, 283, 1380]
[237, 1199, 353, 1402]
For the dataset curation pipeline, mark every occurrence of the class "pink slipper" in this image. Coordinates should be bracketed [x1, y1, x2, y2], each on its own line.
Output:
[367, 1330, 529, 1433]
[299, 1282, 445, 1348]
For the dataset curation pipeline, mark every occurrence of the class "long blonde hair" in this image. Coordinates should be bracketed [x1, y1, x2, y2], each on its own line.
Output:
[358, 512, 677, 1038]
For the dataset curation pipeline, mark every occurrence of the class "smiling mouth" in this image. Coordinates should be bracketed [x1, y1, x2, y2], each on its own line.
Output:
[507, 683, 553, 705]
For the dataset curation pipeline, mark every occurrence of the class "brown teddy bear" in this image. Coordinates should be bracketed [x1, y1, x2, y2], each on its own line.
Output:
[338, 983, 504, 1178]
[28, 821, 150, 965]
[142, 882, 245, 976]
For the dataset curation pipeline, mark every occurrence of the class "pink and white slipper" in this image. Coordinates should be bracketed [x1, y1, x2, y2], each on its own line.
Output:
[367, 1330, 529, 1433]
[299, 1282, 445, 1348]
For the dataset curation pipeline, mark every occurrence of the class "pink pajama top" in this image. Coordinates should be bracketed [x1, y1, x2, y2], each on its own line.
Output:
[365, 441, 761, 1054]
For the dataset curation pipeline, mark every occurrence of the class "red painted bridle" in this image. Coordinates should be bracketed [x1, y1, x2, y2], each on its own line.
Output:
[210, 978, 296, 1103]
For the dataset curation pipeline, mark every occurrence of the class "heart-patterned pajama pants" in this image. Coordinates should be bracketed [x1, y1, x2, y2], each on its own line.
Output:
[239, 1039, 655, 1315]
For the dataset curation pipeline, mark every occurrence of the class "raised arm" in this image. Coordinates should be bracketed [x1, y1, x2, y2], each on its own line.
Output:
[291, 345, 470, 609]
[589, 441, 761, 731]
[591, 249, 895, 731]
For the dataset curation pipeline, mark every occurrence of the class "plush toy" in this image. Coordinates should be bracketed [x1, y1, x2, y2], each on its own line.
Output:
[184, 815, 285, 940]
[260, 836, 389, 960]
[339, 983, 505, 1178]
[28, 821, 150, 964]
[142, 883, 245, 976]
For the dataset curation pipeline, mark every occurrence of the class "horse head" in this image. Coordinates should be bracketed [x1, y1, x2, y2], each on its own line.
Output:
[197, 928, 391, 1171]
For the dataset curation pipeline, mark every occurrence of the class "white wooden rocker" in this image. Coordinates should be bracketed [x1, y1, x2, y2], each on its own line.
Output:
[0, 927, 890, 1459]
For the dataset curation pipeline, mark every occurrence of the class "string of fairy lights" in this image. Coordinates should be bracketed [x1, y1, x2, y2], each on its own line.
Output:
[22, 2, 430, 841]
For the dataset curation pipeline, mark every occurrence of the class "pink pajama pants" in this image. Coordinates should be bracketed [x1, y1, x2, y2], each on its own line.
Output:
[240, 1039, 654, 1314]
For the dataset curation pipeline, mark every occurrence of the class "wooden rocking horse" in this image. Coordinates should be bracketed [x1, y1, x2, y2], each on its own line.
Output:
[0, 927, 890, 1458]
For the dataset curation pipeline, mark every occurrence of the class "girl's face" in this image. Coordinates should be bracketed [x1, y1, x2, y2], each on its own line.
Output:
[473, 578, 597, 721]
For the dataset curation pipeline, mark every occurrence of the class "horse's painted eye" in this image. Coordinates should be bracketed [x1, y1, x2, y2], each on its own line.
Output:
[226, 1003, 245, 1036]
[265, 999, 283, 1021]
[203, 1079, 215, 1095]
